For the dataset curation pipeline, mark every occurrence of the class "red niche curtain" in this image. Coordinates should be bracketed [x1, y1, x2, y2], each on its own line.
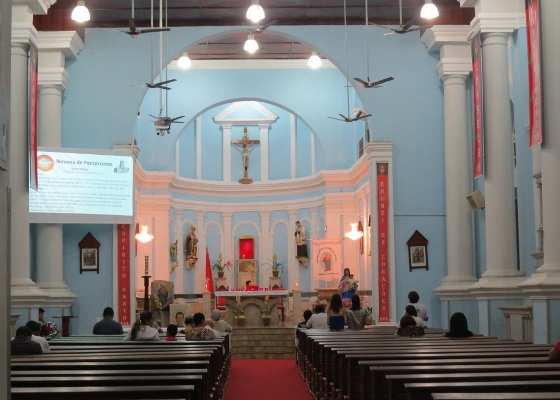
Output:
[239, 238, 254, 260]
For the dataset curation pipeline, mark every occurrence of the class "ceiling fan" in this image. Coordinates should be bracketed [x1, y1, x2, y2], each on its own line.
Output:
[354, 0, 395, 89]
[150, 115, 185, 135]
[124, 0, 171, 36]
[329, 0, 372, 123]
[145, 78, 176, 90]
[370, 0, 432, 36]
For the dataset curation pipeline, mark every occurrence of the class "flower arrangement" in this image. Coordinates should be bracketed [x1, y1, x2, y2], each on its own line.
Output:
[212, 254, 232, 275]
[271, 254, 283, 277]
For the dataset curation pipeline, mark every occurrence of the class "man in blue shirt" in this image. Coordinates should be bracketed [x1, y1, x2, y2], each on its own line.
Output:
[93, 307, 124, 335]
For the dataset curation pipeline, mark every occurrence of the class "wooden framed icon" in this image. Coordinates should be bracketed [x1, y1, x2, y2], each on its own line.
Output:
[407, 230, 428, 271]
[79, 232, 100, 273]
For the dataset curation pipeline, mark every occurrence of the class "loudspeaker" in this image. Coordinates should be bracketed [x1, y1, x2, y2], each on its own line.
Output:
[466, 190, 485, 209]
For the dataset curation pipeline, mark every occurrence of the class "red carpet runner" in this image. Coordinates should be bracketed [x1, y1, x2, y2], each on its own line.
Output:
[224, 358, 312, 400]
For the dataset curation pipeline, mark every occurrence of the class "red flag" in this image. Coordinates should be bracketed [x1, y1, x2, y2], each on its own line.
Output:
[205, 248, 214, 293]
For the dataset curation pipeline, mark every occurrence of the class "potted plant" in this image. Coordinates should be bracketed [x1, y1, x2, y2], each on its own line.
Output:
[213, 254, 232, 278]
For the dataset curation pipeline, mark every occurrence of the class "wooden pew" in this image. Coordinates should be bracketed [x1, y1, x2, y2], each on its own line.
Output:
[11, 385, 195, 399]
[431, 394, 560, 400]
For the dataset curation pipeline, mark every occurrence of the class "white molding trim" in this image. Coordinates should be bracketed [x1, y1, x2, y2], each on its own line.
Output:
[233, 220, 261, 237]
[13, 0, 56, 15]
[214, 101, 278, 125]
[422, 25, 472, 52]
[36, 31, 84, 58]
[222, 125, 231, 182]
[270, 220, 288, 236]
[169, 58, 336, 71]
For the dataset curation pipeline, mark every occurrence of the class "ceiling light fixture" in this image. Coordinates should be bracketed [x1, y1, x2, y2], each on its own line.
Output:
[307, 53, 322, 69]
[135, 225, 154, 244]
[71, 1, 91, 23]
[420, 0, 439, 20]
[246, 1, 265, 24]
[177, 54, 192, 70]
[345, 223, 364, 241]
[243, 34, 259, 54]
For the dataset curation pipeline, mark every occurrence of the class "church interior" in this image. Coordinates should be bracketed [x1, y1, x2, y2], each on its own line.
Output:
[1, 0, 560, 399]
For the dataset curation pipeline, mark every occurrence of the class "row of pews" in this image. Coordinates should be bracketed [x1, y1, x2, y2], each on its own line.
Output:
[10, 334, 230, 400]
[296, 326, 560, 400]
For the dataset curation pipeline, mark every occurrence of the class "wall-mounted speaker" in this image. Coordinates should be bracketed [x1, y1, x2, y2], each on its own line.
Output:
[466, 190, 485, 209]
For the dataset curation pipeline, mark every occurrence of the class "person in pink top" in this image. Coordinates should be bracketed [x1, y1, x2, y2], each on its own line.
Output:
[550, 340, 560, 362]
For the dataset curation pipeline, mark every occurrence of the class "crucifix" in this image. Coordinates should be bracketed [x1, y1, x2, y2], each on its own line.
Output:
[232, 127, 260, 184]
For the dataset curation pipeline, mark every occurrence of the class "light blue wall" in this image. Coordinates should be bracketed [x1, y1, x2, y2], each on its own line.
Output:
[63, 224, 114, 335]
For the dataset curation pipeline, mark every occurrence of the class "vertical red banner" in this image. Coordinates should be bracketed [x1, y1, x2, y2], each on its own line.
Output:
[472, 34, 485, 178]
[376, 163, 390, 322]
[526, 0, 543, 147]
[28, 44, 38, 190]
[117, 224, 131, 325]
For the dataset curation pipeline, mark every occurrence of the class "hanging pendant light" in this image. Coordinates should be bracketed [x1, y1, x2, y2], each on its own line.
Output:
[307, 52, 322, 69]
[135, 225, 154, 244]
[420, 0, 439, 20]
[244, 33, 259, 54]
[246, 1, 265, 24]
[71, 1, 91, 23]
[345, 223, 364, 241]
[177, 53, 192, 70]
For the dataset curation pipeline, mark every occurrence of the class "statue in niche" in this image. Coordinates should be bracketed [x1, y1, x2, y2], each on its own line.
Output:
[232, 127, 260, 184]
[295, 220, 309, 266]
[184, 225, 199, 268]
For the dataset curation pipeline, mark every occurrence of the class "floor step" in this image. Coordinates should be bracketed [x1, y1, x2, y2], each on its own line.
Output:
[231, 327, 295, 359]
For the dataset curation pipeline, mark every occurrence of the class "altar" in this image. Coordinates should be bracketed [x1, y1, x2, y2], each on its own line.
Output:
[215, 290, 290, 327]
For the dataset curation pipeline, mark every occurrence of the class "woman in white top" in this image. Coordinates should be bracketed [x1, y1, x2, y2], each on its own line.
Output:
[127, 311, 160, 341]
[405, 305, 425, 328]
[306, 303, 328, 329]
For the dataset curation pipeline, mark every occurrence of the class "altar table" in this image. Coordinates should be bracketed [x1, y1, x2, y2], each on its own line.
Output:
[215, 290, 290, 327]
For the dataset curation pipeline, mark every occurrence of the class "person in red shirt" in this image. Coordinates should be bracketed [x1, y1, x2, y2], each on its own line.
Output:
[550, 340, 560, 362]
[166, 324, 178, 341]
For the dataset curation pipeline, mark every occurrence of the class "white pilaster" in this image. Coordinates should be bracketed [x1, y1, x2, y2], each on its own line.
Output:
[290, 114, 296, 178]
[521, 0, 560, 291]
[422, 26, 477, 294]
[196, 116, 202, 179]
[476, 31, 523, 289]
[195, 211, 206, 293]
[310, 208, 320, 290]
[222, 125, 231, 182]
[222, 212, 234, 287]
[310, 132, 316, 175]
[174, 217, 184, 293]
[35, 31, 82, 304]
[288, 210, 298, 289]
[259, 124, 269, 182]
[10, 6, 44, 301]
[259, 211, 271, 285]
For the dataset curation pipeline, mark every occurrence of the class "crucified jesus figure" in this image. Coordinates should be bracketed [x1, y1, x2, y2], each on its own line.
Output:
[232, 127, 260, 184]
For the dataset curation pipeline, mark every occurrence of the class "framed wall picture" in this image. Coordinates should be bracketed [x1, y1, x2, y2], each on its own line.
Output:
[79, 232, 100, 273]
[406, 230, 428, 271]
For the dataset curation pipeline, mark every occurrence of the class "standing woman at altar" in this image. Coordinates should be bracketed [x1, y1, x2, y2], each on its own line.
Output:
[338, 268, 357, 307]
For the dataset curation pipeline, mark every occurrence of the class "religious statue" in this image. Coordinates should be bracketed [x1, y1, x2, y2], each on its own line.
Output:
[295, 220, 308, 265]
[338, 267, 358, 307]
[232, 127, 260, 184]
[169, 240, 178, 272]
[184, 226, 199, 268]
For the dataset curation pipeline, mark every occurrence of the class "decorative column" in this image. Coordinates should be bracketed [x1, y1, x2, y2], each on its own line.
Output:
[10, 3, 45, 301]
[422, 26, 476, 292]
[521, 1, 560, 343]
[222, 125, 231, 182]
[222, 212, 234, 287]
[195, 211, 206, 293]
[289, 114, 296, 178]
[259, 124, 269, 182]
[259, 211, 271, 285]
[35, 31, 83, 302]
[287, 210, 298, 289]
[174, 216, 185, 294]
[310, 208, 320, 289]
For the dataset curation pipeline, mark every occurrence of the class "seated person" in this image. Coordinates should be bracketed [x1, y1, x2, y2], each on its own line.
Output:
[550, 340, 560, 362]
[93, 307, 124, 335]
[126, 311, 160, 341]
[175, 311, 185, 327]
[327, 294, 345, 331]
[346, 295, 369, 330]
[397, 315, 424, 337]
[245, 280, 258, 291]
[166, 324, 178, 341]
[298, 309, 313, 329]
[445, 312, 473, 338]
[211, 310, 232, 335]
[25, 320, 50, 353]
[184, 312, 216, 340]
[407, 290, 428, 323]
[11, 326, 43, 355]
[405, 305, 425, 328]
[306, 304, 328, 329]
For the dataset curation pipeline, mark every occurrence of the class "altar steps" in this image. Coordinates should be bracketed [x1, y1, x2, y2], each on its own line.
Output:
[231, 327, 295, 359]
